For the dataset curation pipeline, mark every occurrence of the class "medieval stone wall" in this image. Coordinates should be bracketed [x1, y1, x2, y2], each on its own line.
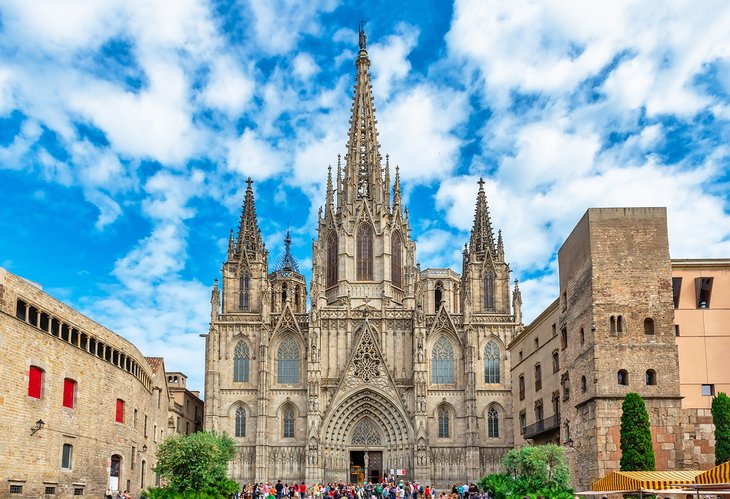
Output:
[0, 268, 168, 499]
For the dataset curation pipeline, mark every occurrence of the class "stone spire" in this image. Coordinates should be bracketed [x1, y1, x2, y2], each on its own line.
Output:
[336, 154, 343, 210]
[275, 230, 300, 273]
[342, 26, 383, 204]
[513, 279, 522, 325]
[236, 177, 265, 255]
[227, 229, 235, 261]
[392, 165, 402, 210]
[326, 165, 334, 208]
[497, 229, 505, 261]
[469, 177, 496, 257]
[384, 154, 391, 209]
[210, 278, 220, 324]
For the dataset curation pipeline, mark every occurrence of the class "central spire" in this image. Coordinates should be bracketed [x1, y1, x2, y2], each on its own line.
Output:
[343, 26, 384, 205]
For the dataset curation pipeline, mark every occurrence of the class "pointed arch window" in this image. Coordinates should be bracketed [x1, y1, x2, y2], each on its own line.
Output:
[239, 272, 250, 311]
[484, 269, 495, 311]
[277, 338, 299, 384]
[235, 406, 246, 437]
[438, 406, 450, 438]
[431, 336, 455, 385]
[283, 407, 295, 438]
[326, 233, 338, 287]
[356, 224, 373, 281]
[484, 341, 500, 384]
[487, 407, 499, 438]
[233, 342, 250, 382]
[391, 231, 402, 288]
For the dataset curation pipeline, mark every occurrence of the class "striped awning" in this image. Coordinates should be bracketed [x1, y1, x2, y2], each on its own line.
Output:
[696, 461, 730, 484]
[592, 470, 703, 491]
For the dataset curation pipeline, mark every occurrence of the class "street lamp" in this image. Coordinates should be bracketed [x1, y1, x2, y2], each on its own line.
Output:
[30, 419, 45, 436]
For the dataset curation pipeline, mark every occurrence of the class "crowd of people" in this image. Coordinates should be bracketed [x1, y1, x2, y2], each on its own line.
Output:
[234, 480, 485, 499]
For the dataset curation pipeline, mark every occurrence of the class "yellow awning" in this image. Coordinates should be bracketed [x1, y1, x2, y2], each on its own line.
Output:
[696, 461, 730, 484]
[592, 470, 703, 491]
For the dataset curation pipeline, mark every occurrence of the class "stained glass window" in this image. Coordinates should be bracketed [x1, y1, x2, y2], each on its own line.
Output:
[327, 233, 338, 287]
[431, 336, 455, 385]
[277, 338, 299, 384]
[239, 273, 250, 311]
[234, 342, 249, 382]
[357, 224, 373, 281]
[283, 408, 295, 438]
[438, 406, 449, 438]
[235, 406, 246, 437]
[484, 341, 500, 383]
[484, 269, 495, 311]
[391, 232, 402, 288]
[488, 407, 499, 437]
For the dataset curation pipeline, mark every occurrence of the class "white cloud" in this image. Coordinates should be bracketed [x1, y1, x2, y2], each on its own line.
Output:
[202, 56, 254, 115]
[369, 24, 419, 102]
[293, 53, 320, 80]
[379, 84, 469, 182]
[227, 129, 286, 181]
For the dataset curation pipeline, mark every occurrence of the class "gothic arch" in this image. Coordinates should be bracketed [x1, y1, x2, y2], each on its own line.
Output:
[278, 401, 300, 439]
[356, 223, 374, 281]
[485, 402, 505, 439]
[228, 401, 254, 439]
[271, 333, 304, 386]
[427, 331, 462, 386]
[321, 387, 412, 449]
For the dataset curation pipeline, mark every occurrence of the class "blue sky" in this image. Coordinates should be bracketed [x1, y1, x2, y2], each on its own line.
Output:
[1, 1, 729, 394]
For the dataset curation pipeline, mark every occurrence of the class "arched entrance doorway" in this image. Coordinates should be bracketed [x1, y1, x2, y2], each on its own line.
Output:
[321, 388, 413, 483]
[109, 454, 122, 492]
[349, 418, 383, 483]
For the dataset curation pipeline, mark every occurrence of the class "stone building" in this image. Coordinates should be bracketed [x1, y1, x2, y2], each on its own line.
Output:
[509, 208, 730, 489]
[0, 268, 170, 498]
[203, 29, 520, 486]
[166, 371, 204, 436]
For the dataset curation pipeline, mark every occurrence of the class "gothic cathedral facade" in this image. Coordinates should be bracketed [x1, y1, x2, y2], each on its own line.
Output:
[203, 31, 522, 486]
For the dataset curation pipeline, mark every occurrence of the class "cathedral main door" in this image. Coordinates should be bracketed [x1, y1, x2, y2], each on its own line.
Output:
[349, 450, 383, 484]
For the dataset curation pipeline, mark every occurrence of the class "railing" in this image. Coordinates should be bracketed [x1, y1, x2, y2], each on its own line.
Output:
[524, 414, 560, 439]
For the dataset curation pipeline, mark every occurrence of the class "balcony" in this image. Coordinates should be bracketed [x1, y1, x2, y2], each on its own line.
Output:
[524, 414, 560, 440]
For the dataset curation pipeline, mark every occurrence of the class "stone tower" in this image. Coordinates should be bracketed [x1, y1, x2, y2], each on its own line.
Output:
[557, 208, 683, 489]
[203, 28, 519, 486]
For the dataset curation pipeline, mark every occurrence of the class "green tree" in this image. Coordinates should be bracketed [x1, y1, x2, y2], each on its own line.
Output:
[712, 392, 730, 465]
[149, 431, 238, 498]
[502, 444, 571, 491]
[620, 392, 656, 471]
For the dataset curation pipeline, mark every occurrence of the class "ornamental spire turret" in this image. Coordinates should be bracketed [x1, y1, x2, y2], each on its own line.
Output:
[469, 177, 496, 257]
[227, 229, 235, 261]
[326, 165, 334, 209]
[393, 164, 402, 210]
[513, 279, 522, 325]
[384, 154, 391, 209]
[342, 25, 383, 205]
[497, 229, 505, 261]
[236, 177, 265, 256]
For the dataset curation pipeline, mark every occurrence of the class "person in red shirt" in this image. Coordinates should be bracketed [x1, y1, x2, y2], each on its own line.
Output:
[300, 482, 307, 499]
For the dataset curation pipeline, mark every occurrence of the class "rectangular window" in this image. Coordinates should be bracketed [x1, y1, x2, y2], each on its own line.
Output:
[534, 337, 539, 350]
[61, 444, 73, 469]
[63, 379, 76, 409]
[28, 366, 43, 399]
[519, 411, 526, 435]
[74, 488, 84, 496]
[153, 424, 157, 442]
[144, 415, 148, 437]
[674, 325, 680, 337]
[702, 384, 715, 396]
[45, 487, 56, 495]
[116, 399, 125, 423]
[560, 326, 568, 350]
[672, 277, 682, 308]
[696, 277, 713, 308]
[10, 485, 22, 494]
[131, 446, 136, 470]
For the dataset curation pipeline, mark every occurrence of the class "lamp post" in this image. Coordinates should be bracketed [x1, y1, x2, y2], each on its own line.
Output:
[30, 419, 45, 436]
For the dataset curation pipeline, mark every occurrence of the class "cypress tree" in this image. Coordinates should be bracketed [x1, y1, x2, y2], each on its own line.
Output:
[712, 392, 730, 465]
[620, 392, 656, 471]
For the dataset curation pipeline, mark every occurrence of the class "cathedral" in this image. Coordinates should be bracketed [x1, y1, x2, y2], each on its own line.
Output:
[203, 29, 521, 486]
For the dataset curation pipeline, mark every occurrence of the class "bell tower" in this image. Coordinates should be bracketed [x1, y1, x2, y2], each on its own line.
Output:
[221, 178, 268, 314]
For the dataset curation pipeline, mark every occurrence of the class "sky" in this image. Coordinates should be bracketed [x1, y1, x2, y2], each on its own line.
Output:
[1, 0, 729, 394]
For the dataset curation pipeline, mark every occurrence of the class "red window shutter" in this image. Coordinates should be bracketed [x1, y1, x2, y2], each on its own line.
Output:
[116, 399, 124, 423]
[63, 379, 75, 408]
[28, 366, 43, 399]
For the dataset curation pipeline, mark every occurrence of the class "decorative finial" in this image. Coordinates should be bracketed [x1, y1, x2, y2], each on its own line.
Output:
[246, 177, 253, 189]
[358, 20, 367, 50]
[477, 177, 485, 190]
